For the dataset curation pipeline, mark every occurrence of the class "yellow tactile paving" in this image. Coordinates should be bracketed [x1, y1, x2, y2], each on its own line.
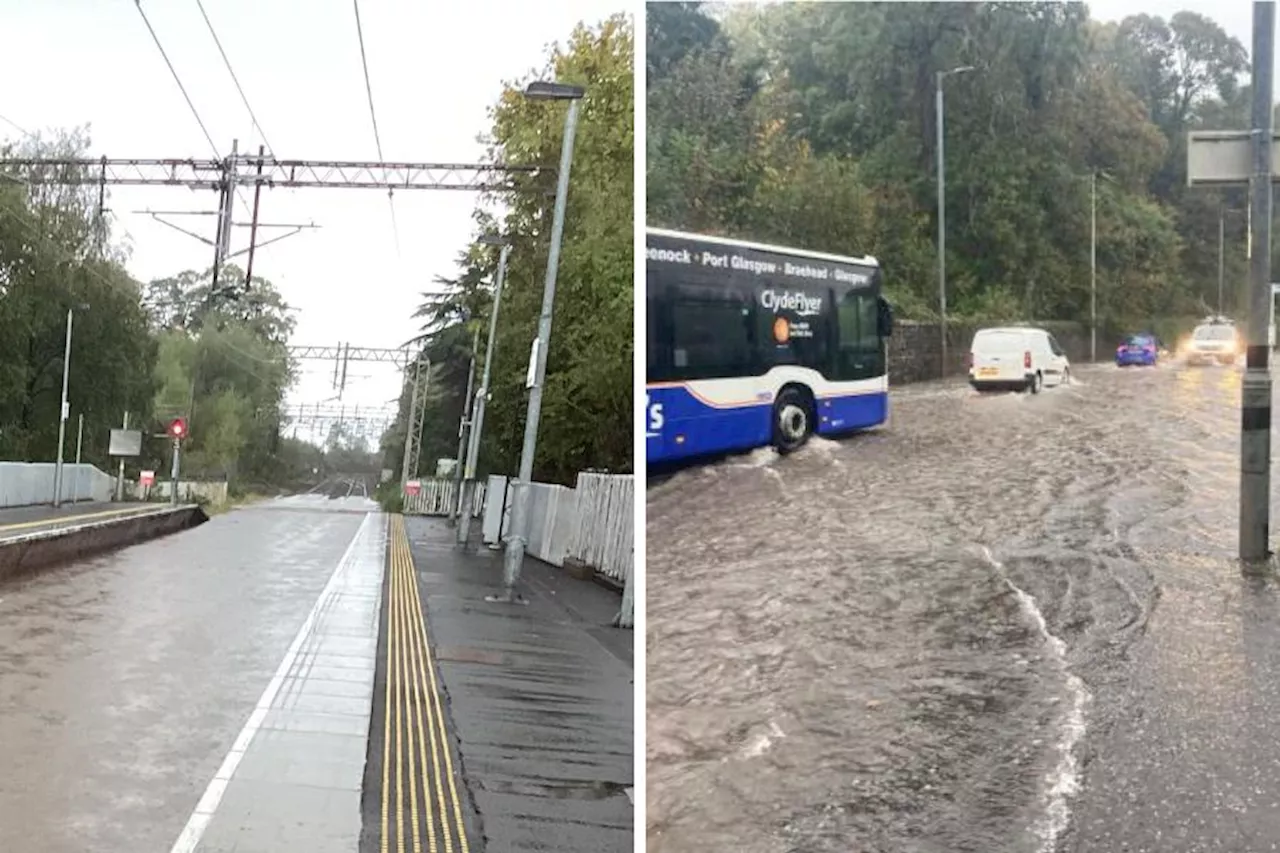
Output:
[381, 514, 470, 853]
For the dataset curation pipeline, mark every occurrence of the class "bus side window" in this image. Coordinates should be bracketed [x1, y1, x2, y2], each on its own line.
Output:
[835, 291, 883, 381]
[670, 293, 754, 380]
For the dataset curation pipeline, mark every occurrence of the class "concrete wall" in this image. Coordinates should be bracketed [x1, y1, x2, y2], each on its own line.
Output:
[0, 462, 115, 508]
[127, 480, 230, 505]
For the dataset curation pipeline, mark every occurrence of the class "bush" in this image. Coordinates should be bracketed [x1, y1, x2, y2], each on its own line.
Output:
[375, 481, 404, 514]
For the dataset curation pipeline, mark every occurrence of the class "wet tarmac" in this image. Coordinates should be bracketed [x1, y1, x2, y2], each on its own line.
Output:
[647, 361, 1280, 852]
[389, 517, 634, 853]
[0, 501, 368, 853]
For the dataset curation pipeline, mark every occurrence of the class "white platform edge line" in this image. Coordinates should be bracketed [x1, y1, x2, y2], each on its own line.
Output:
[167, 510, 382, 853]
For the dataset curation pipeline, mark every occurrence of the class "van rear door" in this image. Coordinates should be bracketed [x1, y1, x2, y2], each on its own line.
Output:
[971, 330, 1026, 382]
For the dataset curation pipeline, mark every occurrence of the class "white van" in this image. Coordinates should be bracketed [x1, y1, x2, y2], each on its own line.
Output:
[968, 326, 1071, 393]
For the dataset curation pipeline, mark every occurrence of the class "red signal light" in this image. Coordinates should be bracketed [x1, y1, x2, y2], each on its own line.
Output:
[168, 418, 187, 440]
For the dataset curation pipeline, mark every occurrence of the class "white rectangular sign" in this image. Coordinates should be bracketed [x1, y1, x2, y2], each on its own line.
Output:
[526, 338, 541, 389]
[108, 428, 143, 457]
[1187, 131, 1280, 186]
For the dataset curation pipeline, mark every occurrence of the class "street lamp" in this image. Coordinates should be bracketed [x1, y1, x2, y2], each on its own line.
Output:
[491, 79, 585, 604]
[53, 302, 90, 508]
[936, 64, 974, 378]
[458, 234, 511, 548]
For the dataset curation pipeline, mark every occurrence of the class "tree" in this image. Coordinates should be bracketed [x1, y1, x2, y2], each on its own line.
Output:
[647, 2, 1231, 330]
[394, 14, 634, 487]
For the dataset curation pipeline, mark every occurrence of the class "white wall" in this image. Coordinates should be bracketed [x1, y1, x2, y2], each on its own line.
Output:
[0, 462, 114, 507]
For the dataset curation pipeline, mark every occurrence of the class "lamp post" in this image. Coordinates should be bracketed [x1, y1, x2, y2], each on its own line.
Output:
[1091, 172, 1097, 362]
[491, 80, 585, 604]
[458, 235, 510, 547]
[53, 303, 89, 508]
[935, 65, 974, 379]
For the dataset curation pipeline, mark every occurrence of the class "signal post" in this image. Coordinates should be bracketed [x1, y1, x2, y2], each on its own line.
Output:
[167, 418, 187, 505]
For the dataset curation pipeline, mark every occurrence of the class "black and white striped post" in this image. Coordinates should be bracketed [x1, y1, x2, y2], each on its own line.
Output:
[1186, 1, 1276, 564]
[1241, 0, 1274, 564]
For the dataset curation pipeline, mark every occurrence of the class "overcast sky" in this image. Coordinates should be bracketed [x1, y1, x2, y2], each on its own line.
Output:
[1087, 0, 1256, 65]
[0, 0, 625, 447]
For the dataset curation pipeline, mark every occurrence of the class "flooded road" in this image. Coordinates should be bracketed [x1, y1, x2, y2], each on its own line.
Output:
[646, 362, 1276, 852]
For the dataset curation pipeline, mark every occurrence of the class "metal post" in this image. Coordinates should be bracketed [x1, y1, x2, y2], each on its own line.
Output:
[244, 144, 265, 289]
[450, 326, 481, 525]
[170, 437, 180, 505]
[459, 243, 510, 547]
[400, 359, 422, 490]
[1091, 172, 1097, 362]
[1240, 0, 1274, 564]
[497, 98, 581, 601]
[116, 411, 128, 502]
[1219, 206, 1226, 315]
[74, 413, 83, 504]
[53, 307, 73, 508]
[935, 75, 948, 378]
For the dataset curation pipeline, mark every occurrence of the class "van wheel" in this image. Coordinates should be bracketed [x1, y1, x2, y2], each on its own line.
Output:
[1026, 372, 1043, 394]
[772, 387, 813, 454]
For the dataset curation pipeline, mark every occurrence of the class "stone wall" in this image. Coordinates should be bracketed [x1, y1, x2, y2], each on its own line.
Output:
[889, 320, 1110, 384]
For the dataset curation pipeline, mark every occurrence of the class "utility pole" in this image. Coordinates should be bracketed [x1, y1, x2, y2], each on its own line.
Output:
[450, 326, 481, 525]
[935, 66, 974, 379]
[1241, 0, 1274, 564]
[1091, 172, 1097, 362]
[1218, 205, 1228, 315]
[459, 240, 510, 547]
[116, 411, 129, 502]
[53, 307, 75, 508]
[244, 145, 265, 288]
[400, 358, 424, 490]
[496, 82, 584, 604]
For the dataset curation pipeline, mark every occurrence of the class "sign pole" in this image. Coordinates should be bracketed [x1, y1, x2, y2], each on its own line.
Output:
[116, 412, 128, 502]
[1241, 0, 1275, 564]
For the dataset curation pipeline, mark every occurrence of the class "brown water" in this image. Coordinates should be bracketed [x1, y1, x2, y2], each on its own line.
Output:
[646, 362, 1250, 853]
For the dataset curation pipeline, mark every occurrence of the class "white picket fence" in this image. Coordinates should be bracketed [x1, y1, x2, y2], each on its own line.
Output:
[472, 471, 634, 628]
[568, 472, 634, 587]
[402, 478, 486, 517]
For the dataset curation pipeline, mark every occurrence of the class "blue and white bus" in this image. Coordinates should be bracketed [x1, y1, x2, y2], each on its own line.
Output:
[646, 228, 894, 464]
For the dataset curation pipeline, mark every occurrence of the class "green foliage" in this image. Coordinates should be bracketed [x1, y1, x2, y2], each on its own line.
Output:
[392, 15, 634, 487]
[0, 132, 383, 494]
[647, 3, 1254, 331]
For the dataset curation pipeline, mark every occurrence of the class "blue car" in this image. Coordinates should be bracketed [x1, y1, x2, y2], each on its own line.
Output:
[1116, 333, 1159, 366]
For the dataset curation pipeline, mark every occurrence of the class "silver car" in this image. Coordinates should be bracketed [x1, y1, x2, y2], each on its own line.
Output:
[1183, 321, 1238, 366]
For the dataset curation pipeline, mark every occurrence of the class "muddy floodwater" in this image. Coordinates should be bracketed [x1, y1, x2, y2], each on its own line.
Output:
[647, 362, 1279, 853]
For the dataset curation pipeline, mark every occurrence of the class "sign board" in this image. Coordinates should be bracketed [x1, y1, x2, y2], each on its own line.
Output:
[435, 458, 457, 478]
[404, 479, 422, 496]
[526, 338, 540, 389]
[380, 468, 393, 483]
[108, 428, 143, 457]
[139, 470, 156, 487]
[1187, 131, 1280, 186]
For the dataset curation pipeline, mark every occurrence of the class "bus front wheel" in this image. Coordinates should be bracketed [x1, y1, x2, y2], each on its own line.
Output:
[773, 388, 813, 454]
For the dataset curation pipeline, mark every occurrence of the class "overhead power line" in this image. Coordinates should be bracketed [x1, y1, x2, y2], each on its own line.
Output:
[351, 0, 401, 255]
[134, 0, 218, 156]
[194, 0, 274, 155]
[133, 0, 252, 219]
[0, 113, 30, 138]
